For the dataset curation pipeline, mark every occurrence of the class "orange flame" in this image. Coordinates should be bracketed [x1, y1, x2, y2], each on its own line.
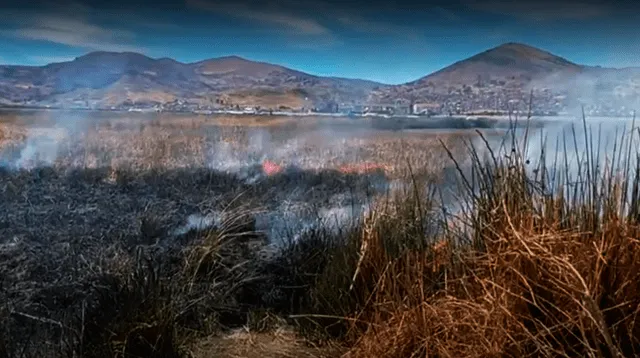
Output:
[262, 160, 283, 175]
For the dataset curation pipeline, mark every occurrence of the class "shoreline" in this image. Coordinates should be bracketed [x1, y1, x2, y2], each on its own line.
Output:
[1, 105, 635, 121]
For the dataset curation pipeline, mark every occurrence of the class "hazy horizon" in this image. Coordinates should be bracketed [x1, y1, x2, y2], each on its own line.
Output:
[0, 0, 639, 84]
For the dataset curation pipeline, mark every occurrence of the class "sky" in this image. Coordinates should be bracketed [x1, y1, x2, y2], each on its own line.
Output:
[0, 0, 639, 84]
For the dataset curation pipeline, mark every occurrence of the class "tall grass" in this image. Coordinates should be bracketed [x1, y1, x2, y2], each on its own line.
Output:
[294, 112, 640, 357]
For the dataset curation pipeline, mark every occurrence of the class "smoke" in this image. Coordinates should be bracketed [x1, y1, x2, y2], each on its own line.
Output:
[423, 110, 640, 237]
[0, 110, 92, 170]
[13, 128, 69, 169]
[462, 113, 640, 218]
[156, 120, 392, 246]
[522, 116, 640, 204]
[254, 200, 367, 247]
[204, 120, 380, 183]
[3, 112, 486, 247]
[533, 68, 640, 117]
[519, 67, 640, 201]
[171, 213, 221, 237]
[208, 139, 250, 171]
[175, 121, 388, 246]
[169, 194, 370, 249]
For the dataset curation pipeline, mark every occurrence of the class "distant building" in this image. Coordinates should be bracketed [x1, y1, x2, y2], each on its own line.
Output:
[315, 101, 339, 113]
[413, 103, 441, 115]
[338, 104, 365, 114]
[393, 105, 411, 115]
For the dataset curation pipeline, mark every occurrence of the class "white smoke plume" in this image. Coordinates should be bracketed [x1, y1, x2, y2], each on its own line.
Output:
[455, 112, 640, 223]
[1, 110, 91, 170]
[14, 128, 68, 169]
[532, 68, 640, 117]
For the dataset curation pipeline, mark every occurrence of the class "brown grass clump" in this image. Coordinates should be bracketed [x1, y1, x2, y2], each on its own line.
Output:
[324, 116, 640, 358]
[0, 121, 27, 150]
[348, 221, 640, 357]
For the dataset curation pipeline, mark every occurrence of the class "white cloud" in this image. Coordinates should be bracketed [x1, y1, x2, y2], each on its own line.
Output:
[1, 3, 145, 53]
[186, 0, 331, 36]
[186, 0, 434, 49]
[26, 55, 76, 65]
[283, 0, 426, 40]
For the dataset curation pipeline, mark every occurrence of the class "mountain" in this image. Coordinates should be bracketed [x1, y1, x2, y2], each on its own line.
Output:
[0, 52, 384, 110]
[416, 43, 581, 86]
[1, 44, 639, 114]
[370, 42, 584, 102]
[370, 42, 640, 115]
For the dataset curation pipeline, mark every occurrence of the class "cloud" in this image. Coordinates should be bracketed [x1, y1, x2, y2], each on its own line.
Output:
[293, 0, 431, 41]
[186, 0, 331, 35]
[26, 55, 76, 65]
[467, 0, 613, 21]
[1, 3, 145, 53]
[185, 0, 434, 49]
[274, 0, 427, 41]
[11, 18, 142, 52]
[186, 0, 424, 41]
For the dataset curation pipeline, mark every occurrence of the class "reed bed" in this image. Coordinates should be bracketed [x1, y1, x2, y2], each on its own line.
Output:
[3, 111, 640, 357]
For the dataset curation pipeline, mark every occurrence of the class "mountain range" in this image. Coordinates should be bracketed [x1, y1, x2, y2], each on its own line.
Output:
[0, 52, 381, 110]
[1, 42, 639, 113]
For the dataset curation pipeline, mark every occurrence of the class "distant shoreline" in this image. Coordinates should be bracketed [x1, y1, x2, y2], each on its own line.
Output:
[0, 105, 635, 125]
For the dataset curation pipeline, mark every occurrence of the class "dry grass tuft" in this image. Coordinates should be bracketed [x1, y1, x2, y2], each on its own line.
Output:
[329, 114, 640, 358]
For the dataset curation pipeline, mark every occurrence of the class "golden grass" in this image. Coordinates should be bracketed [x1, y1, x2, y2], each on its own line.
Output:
[0, 112, 477, 178]
[0, 122, 27, 152]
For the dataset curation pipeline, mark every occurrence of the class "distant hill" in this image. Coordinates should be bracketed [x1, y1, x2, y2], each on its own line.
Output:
[414, 43, 581, 87]
[370, 43, 640, 114]
[0, 52, 384, 110]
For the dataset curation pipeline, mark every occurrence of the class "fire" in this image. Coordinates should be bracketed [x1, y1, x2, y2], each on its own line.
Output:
[262, 160, 283, 175]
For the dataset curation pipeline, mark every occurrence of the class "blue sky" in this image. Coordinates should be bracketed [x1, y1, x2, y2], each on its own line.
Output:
[0, 0, 638, 84]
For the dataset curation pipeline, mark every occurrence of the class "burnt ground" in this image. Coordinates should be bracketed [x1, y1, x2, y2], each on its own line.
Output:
[0, 165, 387, 357]
[0, 112, 486, 357]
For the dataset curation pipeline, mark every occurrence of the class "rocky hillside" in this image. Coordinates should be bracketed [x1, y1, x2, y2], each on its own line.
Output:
[0, 52, 383, 110]
[370, 43, 640, 115]
[417, 42, 582, 87]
